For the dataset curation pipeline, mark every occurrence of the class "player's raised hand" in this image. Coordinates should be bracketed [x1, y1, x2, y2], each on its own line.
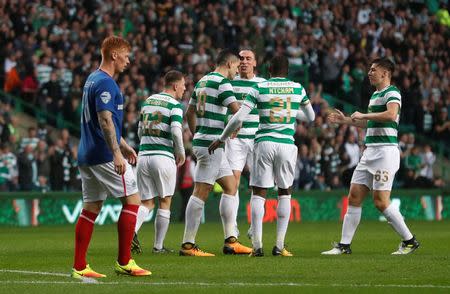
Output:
[351, 111, 365, 121]
[208, 139, 222, 154]
[327, 109, 346, 124]
[175, 152, 186, 167]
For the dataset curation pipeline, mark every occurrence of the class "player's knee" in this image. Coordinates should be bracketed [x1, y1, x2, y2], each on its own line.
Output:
[252, 187, 267, 197]
[141, 199, 155, 210]
[218, 176, 237, 195]
[158, 197, 172, 210]
[123, 193, 141, 205]
[83, 201, 103, 214]
[223, 185, 237, 196]
[278, 187, 291, 195]
[348, 194, 363, 207]
[193, 183, 212, 200]
[373, 198, 389, 212]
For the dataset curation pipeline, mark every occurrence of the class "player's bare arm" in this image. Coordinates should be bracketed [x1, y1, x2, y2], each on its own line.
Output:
[327, 108, 367, 128]
[228, 101, 241, 138]
[351, 102, 399, 123]
[98, 110, 126, 175]
[208, 103, 252, 154]
[186, 104, 197, 135]
[172, 125, 186, 167]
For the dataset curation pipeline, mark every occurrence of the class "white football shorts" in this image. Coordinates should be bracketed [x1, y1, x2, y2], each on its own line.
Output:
[136, 155, 177, 199]
[193, 146, 233, 185]
[250, 141, 298, 189]
[79, 161, 139, 202]
[225, 138, 254, 171]
[351, 145, 400, 191]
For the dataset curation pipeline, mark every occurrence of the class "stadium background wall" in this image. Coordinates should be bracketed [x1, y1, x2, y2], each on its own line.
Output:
[0, 190, 447, 226]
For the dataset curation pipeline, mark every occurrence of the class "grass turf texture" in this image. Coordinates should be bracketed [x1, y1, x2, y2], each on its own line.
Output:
[1, 221, 449, 293]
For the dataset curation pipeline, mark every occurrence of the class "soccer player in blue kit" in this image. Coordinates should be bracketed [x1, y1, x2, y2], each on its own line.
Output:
[71, 36, 151, 279]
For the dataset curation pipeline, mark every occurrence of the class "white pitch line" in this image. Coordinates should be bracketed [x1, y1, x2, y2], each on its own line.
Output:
[1, 270, 450, 289]
[0, 269, 68, 277]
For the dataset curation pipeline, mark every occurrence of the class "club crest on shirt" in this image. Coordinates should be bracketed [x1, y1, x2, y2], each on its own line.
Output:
[100, 91, 111, 104]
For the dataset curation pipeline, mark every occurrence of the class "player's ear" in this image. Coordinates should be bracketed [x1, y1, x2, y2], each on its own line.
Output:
[111, 50, 117, 61]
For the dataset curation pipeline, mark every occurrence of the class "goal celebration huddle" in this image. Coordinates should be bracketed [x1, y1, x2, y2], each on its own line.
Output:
[72, 36, 419, 279]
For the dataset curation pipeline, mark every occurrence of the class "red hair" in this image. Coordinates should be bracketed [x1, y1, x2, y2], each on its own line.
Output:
[101, 36, 131, 59]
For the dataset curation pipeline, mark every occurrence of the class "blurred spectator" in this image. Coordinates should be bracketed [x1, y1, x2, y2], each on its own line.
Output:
[404, 146, 422, 178]
[21, 66, 39, 106]
[0, 143, 17, 191]
[38, 71, 63, 118]
[339, 64, 353, 101]
[3, 51, 22, 96]
[294, 144, 316, 190]
[419, 144, 436, 181]
[177, 148, 195, 222]
[36, 140, 50, 192]
[18, 145, 37, 191]
[69, 145, 81, 191]
[37, 121, 51, 144]
[19, 126, 39, 152]
[434, 107, 450, 145]
[321, 138, 342, 187]
[122, 111, 139, 152]
[36, 55, 53, 86]
[48, 139, 67, 191]
[0, 104, 10, 143]
[322, 46, 342, 95]
[341, 132, 360, 186]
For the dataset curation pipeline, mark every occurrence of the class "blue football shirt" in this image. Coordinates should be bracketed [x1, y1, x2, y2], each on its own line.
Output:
[78, 69, 124, 166]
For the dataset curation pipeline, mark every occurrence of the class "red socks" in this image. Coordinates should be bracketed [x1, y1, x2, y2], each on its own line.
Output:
[73, 209, 98, 271]
[117, 204, 139, 265]
[73, 204, 139, 269]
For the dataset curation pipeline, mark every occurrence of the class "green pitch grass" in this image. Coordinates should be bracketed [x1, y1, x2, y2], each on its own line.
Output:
[1, 221, 449, 293]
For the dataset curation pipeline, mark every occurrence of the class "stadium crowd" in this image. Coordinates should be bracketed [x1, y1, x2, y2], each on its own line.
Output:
[0, 0, 449, 193]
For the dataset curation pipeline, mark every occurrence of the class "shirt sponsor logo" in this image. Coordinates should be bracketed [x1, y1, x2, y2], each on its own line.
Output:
[100, 91, 112, 104]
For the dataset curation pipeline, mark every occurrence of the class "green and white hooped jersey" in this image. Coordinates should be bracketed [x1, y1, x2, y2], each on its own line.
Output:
[189, 72, 237, 148]
[138, 93, 183, 159]
[365, 85, 401, 146]
[243, 77, 309, 145]
[231, 75, 266, 139]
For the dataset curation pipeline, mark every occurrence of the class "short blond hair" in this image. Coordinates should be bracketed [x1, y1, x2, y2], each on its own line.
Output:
[101, 36, 131, 59]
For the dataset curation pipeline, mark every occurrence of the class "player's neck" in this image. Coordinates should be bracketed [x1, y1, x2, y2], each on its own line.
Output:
[162, 89, 176, 98]
[214, 66, 228, 78]
[240, 72, 255, 79]
[99, 62, 116, 78]
[375, 80, 390, 91]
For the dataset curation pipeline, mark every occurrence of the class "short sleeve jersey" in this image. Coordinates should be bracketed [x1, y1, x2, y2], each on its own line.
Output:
[243, 77, 309, 145]
[365, 85, 401, 146]
[230, 75, 266, 139]
[78, 69, 124, 166]
[189, 72, 237, 147]
[138, 92, 183, 159]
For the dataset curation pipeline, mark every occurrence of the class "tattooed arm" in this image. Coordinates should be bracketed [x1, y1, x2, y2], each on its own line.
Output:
[98, 110, 126, 174]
